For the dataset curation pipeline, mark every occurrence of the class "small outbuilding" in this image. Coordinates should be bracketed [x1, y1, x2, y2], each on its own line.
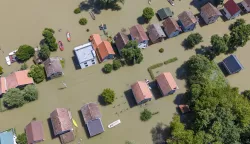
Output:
[44, 57, 63, 79]
[223, 0, 241, 19]
[147, 23, 166, 43]
[26, 121, 44, 144]
[81, 103, 104, 137]
[156, 72, 178, 96]
[157, 8, 173, 20]
[131, 81, 152, 105]
[222, 55, 243, 75]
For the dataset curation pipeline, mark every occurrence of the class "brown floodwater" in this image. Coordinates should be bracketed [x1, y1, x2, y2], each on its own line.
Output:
[0, 0, 249, 143]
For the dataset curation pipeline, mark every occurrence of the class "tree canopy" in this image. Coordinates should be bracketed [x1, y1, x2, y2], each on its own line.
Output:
[121, 41, 143, 65]
[140, 109, 152, 121]
[17, 133, 27, 144]
[28, 65, 45, 83]
[23, 85, 38, 102]
[166, 55, 250, 144]
[101, 88, 115, 104]
[210, 34, 228, 55]
[16, 45, 35, 61]
[98, 0, 125, 10]
[103, 63, 113, 73]
[42, 28, 58, 51]
[228, 19, 250, 52]
[184, 33, 203, 49]
[113, 59, 122, 70]
[39, 44, 50, 60]
[3, 88, 25, 108]
[0, 66, 3, 75]
[142, 7, 154, 22]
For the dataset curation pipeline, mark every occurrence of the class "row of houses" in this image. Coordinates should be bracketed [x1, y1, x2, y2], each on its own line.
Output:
[0, 103, 104, 144]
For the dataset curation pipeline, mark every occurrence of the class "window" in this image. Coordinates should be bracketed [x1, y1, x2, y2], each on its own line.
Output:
[85, 64, 88, 67]
[84, 62, 87, 65]
[91, 59, 95, 62]
[92, 62, 95, 64]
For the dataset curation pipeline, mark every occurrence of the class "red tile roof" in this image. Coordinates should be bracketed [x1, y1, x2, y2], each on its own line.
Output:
[97, 41, 115, 61]
[5, 70, 34, 90]
[59, 131, 75, 144]
[131, 81, 152, 104]
[224, 0, 241, 16]
[129, 25, 149, 43]
[178, 11, 197, 28]
[115, 32, 129, 51]
[26, 121, 44, 144]
[50, 108, 73, 136]
[156, 72, 178, 95]
[0, 77, 7, 95]
[90, 34, 102, 50]
[201, 3, 222, 18]
[244, 0, 250, 6]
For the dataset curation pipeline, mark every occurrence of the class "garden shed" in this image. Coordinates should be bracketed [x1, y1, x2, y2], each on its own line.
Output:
[157, 8, 173, 20]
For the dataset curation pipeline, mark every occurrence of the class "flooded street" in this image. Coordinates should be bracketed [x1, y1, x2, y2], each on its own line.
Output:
[0, 0, 250, 143]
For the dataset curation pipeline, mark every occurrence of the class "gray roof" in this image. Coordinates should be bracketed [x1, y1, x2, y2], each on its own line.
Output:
[74, 42, 97, 68]
[178, 11, 197, 28]
[114, 32, 129, 51]
[157, 8, 173, 20]
[222, 55, 243, 74]
[86, 119, 104, 137]
[44, 57, 63, 78]
[147, 23, 166, 43]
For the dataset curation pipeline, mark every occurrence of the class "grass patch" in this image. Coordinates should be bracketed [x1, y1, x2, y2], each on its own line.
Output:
[147, 63, 164, 80]
[164, 57, 178, 65]
[60, 59, 65, 68]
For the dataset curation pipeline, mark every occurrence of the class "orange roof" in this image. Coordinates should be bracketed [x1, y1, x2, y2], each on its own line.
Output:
[90, 34, 102, 50]
[156, 72, 178, 95]
[131, 81, 152, 104]
[6, 70, 34, 89]
[97, 41, 115, 61]
[0, 77, 7, 95]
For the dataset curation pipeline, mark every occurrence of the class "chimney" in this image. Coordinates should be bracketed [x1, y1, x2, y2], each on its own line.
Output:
[49, 63, 51, 65]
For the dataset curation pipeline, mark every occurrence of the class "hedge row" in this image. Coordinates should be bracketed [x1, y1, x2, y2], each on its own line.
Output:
[164, 57, 178, 65]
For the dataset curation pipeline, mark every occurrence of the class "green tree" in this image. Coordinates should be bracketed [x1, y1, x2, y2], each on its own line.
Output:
[112, 59, 122, 70]
[185, 33, 203, 48]
[28, 65, 45, 84]
[214, 0, 224, 6]
[98, 0, 125, 10]
[16, 45, 35, 61]
[79, 18, 88, 25]
[20, 63, 28, 70]
[0, 66, 3, 75]
[121, 41, 143, 65]
[101, 88, 115, 104]
[211, 34, 228, 55]
[140, 109, 152, 121]
[17, 133, 27, 144]
[74, 7, 81, 14]
[229, 18, 246, 30]
[38, 44, 50, 60]
[42, 28, 58, 51]
[242, 90, 250, 100]
[142, 7, 154, 22]
[23, 85, 38, 102]
[103, 63, 113, 73]
[3, 88, 25, 108]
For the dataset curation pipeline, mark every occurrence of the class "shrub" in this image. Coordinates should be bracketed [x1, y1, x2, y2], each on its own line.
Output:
[113, 59, 122, 70]
[159, 48, 164, 53]
[23, 85, 38, 102]
[60, 59, 65, 68]
[79, 18, 88, 25]
[39, 44, 50, 60]
[140, 109, 152, 121]
[3, 88, 25, 108]
[20, 63, 28, 70]
[74, 7, 81, 14]
[16, 45, 35, 61]
[185, 33, 203, 49]
[86, 29, 90, 32]
[164, 57, 178, 65]
[147, 63, 164, 80]
[142, 7, 154, 22]
[42, 28, 58, 51]
[101, 88, 115, 104]
[103, 64, 113, 73]
[0, 66, 3, 75]
[28, 65, 45, 83]
[17, 133, 27, 144]
[242, 90, 250, 100]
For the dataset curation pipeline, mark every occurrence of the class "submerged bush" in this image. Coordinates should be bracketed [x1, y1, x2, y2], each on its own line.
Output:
[101, 88, 115, 104]
[74, 8, 81, 14]
[79, 18, 88, 25]
[159, 48, 164, 53]
[103, 64, 113, 73]
[140, 109, 152, 121]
